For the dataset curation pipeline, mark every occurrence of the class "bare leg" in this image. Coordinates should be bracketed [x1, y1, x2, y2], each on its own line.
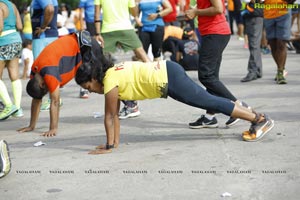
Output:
[133, 47, 151, 62]
[269, 39, 287, 71]
[230, 101, 256, 122]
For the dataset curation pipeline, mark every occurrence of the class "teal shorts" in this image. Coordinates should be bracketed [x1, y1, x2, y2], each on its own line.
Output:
[102, 29, 142, 53]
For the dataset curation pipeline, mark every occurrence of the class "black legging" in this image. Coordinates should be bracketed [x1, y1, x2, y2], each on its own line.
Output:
[139, 26, 164, 58]
[166, 61, 235, 116]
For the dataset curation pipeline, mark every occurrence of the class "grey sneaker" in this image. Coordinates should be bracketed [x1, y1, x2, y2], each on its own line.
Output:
[119, 105, 141, 119]
[189, 115, 218, 129]
[0, 140, 11, 178]
[226, 101, 251, 127]
[243, 113, 274, 142]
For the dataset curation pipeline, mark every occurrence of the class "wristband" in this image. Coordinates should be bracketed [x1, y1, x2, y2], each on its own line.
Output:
[157, 13, 161, 18]
[106, 143, 114, 150]
[94, 20, 101, 23]
[95, 33, 100, 36]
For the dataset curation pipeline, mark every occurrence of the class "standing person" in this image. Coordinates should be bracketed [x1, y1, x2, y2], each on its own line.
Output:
[17, 31, 100, 137]
[31, 0, 58, 59]
[94, 0, 151, 119]
[75, 52, 275, 154]
[263, 0, 291, 84]
[60, 3, 77, 34]
[227, 0, 244, 39]
[163, 0, 184, 26]
[185, 0, 250, 128]
[21, 39, 33, 79]
[78, 0, 99, 98]
[135, 0, 172, 61]
[31, 0, 59, 111]
[21, 6, 32, 41]
[240, 0, 263, 82]
[0, 0, 23, 120]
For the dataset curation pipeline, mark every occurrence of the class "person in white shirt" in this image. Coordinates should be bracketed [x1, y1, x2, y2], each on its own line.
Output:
[21, 39, 33, 79]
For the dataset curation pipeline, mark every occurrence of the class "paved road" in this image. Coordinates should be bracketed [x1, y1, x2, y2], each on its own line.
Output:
[1, 37, 300, 200]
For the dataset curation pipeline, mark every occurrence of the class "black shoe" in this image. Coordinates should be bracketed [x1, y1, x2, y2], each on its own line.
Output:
[0, 101, 4, 112]
[189, 115, 218, 129]
[225, 102, 251, 127]
[241, 73, 257, 82]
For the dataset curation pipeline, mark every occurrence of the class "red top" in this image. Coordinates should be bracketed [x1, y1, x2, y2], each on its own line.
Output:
[163, 0, 178, 23]
[197, 0, 231, 36]
[31, 34, 82, 93]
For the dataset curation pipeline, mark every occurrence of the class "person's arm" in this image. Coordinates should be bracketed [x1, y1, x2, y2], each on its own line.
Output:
[185, 0, 224, 19]
[89, 87, 120, 154]
[12, 3, 22, 31]
[79, 7, 84, 31]
[147, 0, 173, 21]
[94, 4, 104, 47]
[133, 0, 143, 27]
[42, 87, 60, 137]
[34, 4, 54, 37]
[17, 98, 42, 133]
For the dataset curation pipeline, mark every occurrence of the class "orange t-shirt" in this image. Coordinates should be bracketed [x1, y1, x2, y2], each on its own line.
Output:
[31, 34, 82, 93]
[263, 0, 289, 19]
[163, 25, 183, 40]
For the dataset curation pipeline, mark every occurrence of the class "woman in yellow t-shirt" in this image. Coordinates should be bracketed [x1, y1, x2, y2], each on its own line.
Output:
[74, 48, 275, 154]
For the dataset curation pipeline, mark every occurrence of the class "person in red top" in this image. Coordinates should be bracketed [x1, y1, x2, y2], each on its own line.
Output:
[18, 31, 100, 137]
[163, 0, 184, 26]
[185, 0, 250, 128]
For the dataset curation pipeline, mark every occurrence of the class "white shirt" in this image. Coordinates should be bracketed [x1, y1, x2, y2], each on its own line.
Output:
[21, 48, 33, 76]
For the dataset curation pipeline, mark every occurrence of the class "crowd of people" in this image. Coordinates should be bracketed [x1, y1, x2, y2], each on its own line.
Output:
[0, 0, 299, 176]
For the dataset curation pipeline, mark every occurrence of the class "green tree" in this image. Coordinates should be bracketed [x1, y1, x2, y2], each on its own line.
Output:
[11, 0, 81, 11]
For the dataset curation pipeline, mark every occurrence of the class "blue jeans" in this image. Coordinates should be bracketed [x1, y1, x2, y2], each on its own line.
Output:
[166, 61, 235, 116]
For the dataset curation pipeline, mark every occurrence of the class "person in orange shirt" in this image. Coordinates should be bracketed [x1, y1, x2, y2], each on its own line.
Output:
[18, 31, 101, 137]
[263, 0, 292, 84]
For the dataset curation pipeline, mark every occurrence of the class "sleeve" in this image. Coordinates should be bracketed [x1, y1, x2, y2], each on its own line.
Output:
[44, 75, 60, 94]
[128, 0, 136, 8]
[78, 0, 85, 8]
[22, 49, 30, 60]
[38, 0, 54, 9]
[94, 0, 101, 6]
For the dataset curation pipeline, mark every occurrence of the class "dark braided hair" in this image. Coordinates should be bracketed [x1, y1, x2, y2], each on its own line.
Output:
[75, 38, 114, 85]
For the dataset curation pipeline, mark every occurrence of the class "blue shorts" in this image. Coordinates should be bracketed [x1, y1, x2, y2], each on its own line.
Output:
[264, 12, 291, 41]
[32, 37, 57, 59]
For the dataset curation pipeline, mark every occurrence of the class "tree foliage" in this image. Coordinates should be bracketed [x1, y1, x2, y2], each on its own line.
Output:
[11, 0, 81, 11]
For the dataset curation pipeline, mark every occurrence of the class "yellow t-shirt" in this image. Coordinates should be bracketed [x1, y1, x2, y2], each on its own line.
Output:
[103, 61, 168, 100]
[94, 0, 136, 33]
[264, 0, 289, 19]
[22, 13, 32, 34]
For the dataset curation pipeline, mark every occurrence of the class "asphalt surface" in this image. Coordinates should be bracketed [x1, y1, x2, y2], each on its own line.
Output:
[0, 37, 300, 200]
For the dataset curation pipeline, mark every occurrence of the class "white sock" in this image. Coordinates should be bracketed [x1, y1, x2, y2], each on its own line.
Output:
[205, 114, 215, 120]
